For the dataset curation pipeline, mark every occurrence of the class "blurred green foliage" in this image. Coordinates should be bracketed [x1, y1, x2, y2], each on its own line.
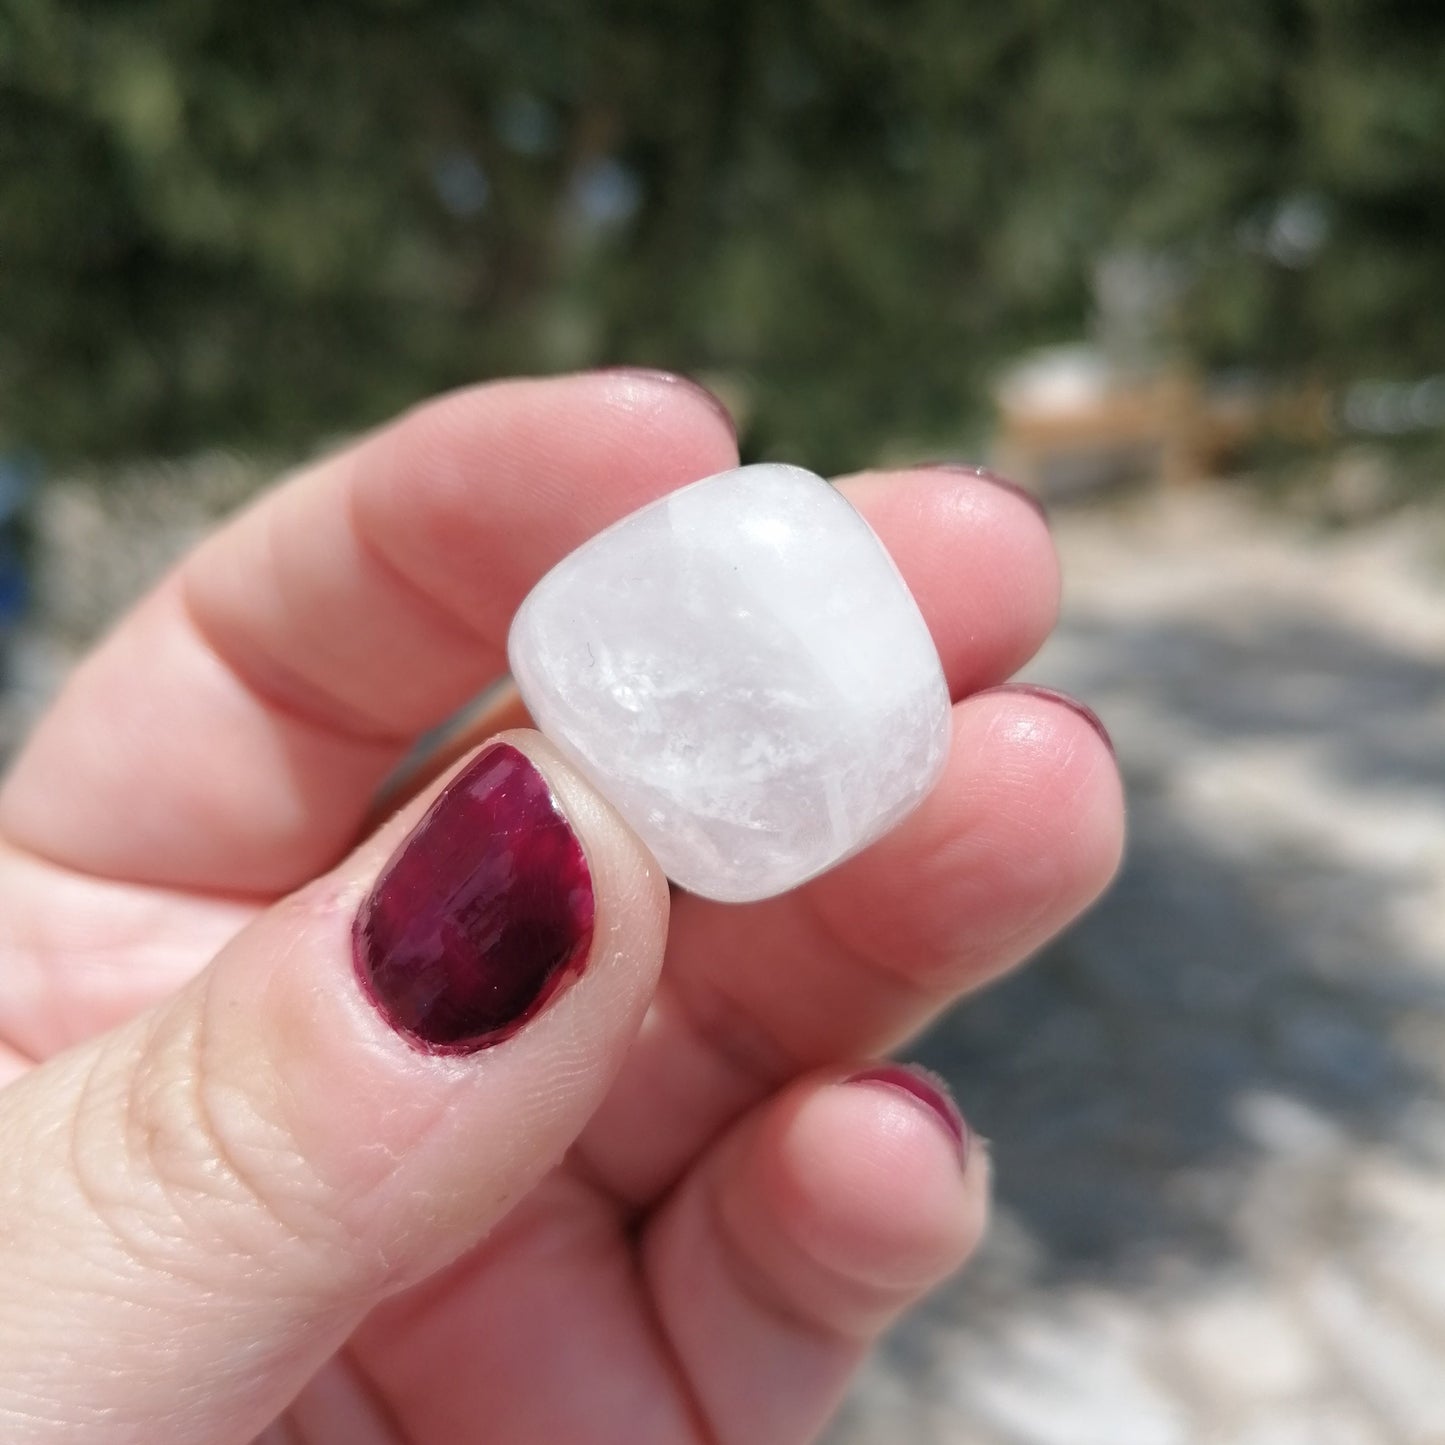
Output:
[1, 0, 1443, 471]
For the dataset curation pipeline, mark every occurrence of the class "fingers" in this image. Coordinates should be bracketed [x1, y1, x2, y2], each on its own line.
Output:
[643, 1065, 988, 1445]
[580, 686, 1124, 1202]
[0, 733, 668, 1445]
[378, 462, 1060, 817]
[0, 372, 737, 893]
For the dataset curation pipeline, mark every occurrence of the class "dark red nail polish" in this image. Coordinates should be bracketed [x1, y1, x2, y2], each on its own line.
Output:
[354, 744, 594, 1054]
[594, 366, 737, 440]
[987, 683, 1115, 757]
[917, 462, 1048, 523]
[846, 1063, 970, 1164]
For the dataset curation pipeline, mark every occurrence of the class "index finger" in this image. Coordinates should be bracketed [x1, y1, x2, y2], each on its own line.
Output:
[0, 371, 738, 893]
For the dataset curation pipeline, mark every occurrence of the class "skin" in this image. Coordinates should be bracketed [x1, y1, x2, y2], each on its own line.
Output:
[0, 372, 1124, 1445]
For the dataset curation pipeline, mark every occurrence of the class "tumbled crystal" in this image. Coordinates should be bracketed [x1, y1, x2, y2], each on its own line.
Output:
[508, 463, 951, 902]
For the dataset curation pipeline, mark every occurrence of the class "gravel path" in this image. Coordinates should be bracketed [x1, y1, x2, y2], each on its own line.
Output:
[833, 488, 1445, 1444]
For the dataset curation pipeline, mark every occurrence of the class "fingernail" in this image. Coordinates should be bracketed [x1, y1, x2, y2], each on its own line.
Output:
[917, 462, 1048, 523]
[355, 743, 595, 1054]
[594, 366, 737, 440]
[846, 1063, 970, 1166]
[986, 683, 1115, 757]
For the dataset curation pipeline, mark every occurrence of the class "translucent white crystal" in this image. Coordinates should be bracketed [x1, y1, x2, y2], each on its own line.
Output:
[508, 463, 951, 903]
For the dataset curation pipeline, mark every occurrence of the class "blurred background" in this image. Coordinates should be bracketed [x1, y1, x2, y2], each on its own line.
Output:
[3, 3, 1445, 1441]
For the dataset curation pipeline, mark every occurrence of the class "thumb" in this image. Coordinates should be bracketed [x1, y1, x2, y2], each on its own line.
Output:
[0, 734, 667, 1445]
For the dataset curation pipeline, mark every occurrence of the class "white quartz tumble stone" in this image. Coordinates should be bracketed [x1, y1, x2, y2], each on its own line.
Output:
[507, 463, 951, 903]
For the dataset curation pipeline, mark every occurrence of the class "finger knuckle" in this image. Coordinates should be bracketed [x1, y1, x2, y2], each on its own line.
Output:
[68, 988, 360, 1294]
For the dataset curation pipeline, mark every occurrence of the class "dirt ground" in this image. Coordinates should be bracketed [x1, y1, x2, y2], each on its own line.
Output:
[7, 470, 1445, 1443]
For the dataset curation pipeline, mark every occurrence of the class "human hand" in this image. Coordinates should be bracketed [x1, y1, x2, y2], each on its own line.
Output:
[0, 372, 1123, 1444]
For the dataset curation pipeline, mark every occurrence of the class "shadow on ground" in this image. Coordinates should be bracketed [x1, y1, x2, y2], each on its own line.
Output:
[931, 605, 1445, 1279]
[833, 580, 1445, 1441]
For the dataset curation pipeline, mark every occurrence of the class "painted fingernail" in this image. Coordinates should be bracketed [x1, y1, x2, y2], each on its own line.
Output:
[918, 462, 1048, 523]
[594, 366, 737, 440]
[354, 743, 595, 1054]
[846, 1063, 970, 1166]
[987, 683, 1115, 757]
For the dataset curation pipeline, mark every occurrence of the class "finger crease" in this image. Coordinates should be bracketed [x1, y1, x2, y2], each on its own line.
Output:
[705, 1180, 873, 1347]
[666, 972, 803, 1096]
[802, 890, 951, 1012]
[178, 576, 415, 750]
[335, 1346, 423, 1445]
[343, 481, 503, 661]
[632, 1240, 729, 1445]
